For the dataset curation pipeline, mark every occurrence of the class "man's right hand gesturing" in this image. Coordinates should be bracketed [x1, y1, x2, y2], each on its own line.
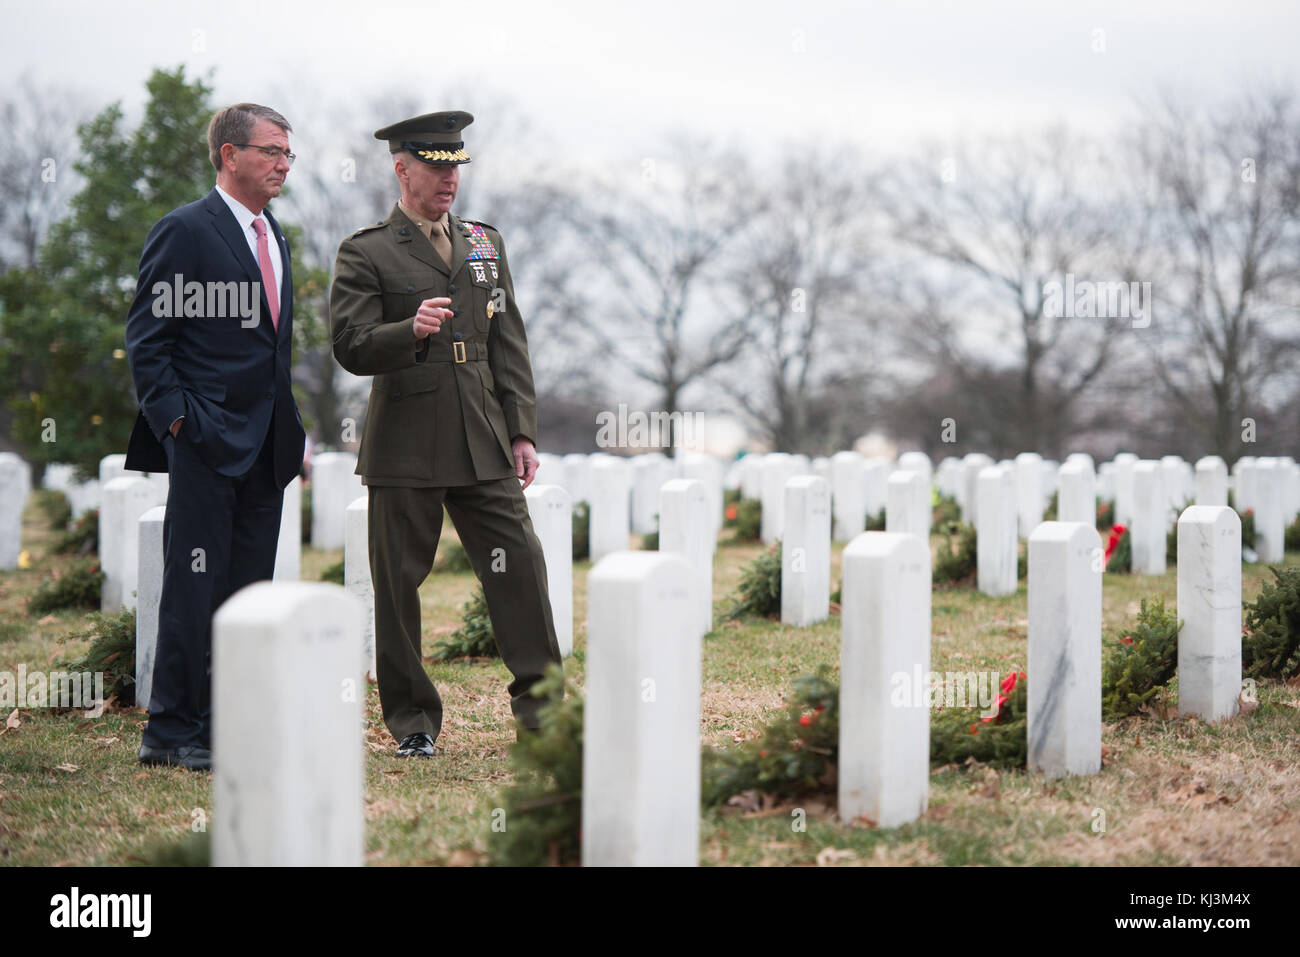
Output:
[414, 297, 452, 339]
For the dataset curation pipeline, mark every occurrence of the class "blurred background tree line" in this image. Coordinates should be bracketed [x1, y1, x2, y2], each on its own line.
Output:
[1, 66, 1297, 479]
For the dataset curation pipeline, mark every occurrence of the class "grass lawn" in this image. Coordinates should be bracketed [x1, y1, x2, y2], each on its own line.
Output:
[2, 498, 1298, 866]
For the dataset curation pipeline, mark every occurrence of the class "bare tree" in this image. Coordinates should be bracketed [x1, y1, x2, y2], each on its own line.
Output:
[0, 76, 89, 270]
[565, 143, 761, 453]
[717, 147, 883, 453]
[879, 128, 1133, 457]
[1124, 86, 1300, 458]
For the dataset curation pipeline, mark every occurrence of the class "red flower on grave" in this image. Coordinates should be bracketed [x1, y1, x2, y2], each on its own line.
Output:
[1120, 635, 1134, 646]
[799, 714, 813, 727]
[759, 749, 769, 759]
[1000, 671, 1019, 696]
[969, 723, 980, 735]
[815, 705, 827, 714]
[725, 504, 738, 521]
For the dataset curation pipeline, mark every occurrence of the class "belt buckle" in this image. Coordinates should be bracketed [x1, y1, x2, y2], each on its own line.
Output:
[453, 340, 467, 364]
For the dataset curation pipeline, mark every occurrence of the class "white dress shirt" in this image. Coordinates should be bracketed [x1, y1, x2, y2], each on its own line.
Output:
[214, 183, 284, 296]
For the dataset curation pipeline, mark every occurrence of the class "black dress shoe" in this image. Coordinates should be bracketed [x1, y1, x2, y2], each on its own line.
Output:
[396, 732, 435, 758]
[138, 744, 212, 772]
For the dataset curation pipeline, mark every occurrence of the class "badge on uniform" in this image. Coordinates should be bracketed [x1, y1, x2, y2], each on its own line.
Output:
[470, 261, 488, 283]
[463, 223, 499, 261]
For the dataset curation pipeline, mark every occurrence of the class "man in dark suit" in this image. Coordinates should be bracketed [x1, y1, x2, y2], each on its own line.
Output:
[124, 103, 306, 771]
[331, 111, 562, 757]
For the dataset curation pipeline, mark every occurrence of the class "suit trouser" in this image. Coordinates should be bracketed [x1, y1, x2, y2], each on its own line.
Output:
[368, 478, 563, 742]
[142, 427, 283, 750]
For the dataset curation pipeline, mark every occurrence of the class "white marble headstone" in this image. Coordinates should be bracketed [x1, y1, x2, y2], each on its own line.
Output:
[310, 451, 363, 551]
[0, 453, 31, 570]
[525, 483, 575, 656]
[583, 552, 701, 866]
[839, 531, 931, 828]
[588, 456, 631, 562]
[273, 475, 302, 581]
[1176, 506, 1241, 722]
[213, 582, 364, 866]
[1027, 522, 1102, 778]
[344, 496, 377, 681]
[134, 505, 167, 711]
[976, 466, 1017, 596]
[781, 476, 830, 627]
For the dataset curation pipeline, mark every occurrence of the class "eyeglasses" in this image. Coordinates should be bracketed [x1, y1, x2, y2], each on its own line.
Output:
[232, 143, 296, 166]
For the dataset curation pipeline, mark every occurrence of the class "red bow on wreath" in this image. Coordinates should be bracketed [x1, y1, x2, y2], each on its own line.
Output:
[1103, 523, 1127, 568]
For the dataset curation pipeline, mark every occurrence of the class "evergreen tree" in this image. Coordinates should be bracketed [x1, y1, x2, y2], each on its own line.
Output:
[0, 66, 328, 475]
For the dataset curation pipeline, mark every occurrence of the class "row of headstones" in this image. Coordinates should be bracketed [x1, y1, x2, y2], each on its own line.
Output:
[98, 441, 1296, 766]
[586, 502, 1249, 863]
[737, 449, 1300, 578]
[203, 503, 1244, 865]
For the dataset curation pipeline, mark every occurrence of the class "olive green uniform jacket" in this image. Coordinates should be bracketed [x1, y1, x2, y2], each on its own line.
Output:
[330, 205, 538, 486]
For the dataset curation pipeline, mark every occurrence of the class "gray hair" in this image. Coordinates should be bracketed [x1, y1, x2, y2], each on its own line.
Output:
[207, 103, 292, 171]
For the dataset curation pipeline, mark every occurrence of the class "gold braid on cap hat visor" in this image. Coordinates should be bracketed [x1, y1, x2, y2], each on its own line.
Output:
[417, 147, 469, 162]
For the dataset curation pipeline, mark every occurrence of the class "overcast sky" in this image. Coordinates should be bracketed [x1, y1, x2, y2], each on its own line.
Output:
[4, 0, 1298, 158]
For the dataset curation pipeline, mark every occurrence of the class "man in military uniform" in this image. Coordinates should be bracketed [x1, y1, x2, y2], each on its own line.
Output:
[330, 111, 561, 757]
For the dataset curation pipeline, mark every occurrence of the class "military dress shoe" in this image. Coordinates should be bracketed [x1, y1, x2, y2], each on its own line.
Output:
[138, 744, 212, 772]
[396, 732, 435, 758]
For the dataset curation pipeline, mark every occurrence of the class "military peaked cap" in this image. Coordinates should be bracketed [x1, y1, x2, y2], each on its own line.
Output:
[374, 110, 473, 165]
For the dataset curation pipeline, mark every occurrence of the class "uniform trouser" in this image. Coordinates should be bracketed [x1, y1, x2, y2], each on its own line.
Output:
[368, 478, 563, 742]
[143, 428, 283, 751]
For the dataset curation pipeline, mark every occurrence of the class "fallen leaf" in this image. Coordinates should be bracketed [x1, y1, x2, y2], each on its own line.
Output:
[725, 790, 764, 814]
[53, 764, 79, 773]
[382, 769, 406, 777]
[1238, 693, 1259, 716]
[815, 846, 858, 866]
[4, 710, 19, 731]
[91, 736, 119, 748]
[802, 798, 829, 817]
[447, 849, 481, 867]
[926, 803, 953, 821]
[977, 768, 1000, 799]
[37, 614, 57, 626]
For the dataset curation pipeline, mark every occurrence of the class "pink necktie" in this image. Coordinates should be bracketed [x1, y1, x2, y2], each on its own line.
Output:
[252, 218, 280, 330]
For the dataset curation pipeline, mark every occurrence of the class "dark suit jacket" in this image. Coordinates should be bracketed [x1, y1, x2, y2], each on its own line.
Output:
[124, 189, 306, 490]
